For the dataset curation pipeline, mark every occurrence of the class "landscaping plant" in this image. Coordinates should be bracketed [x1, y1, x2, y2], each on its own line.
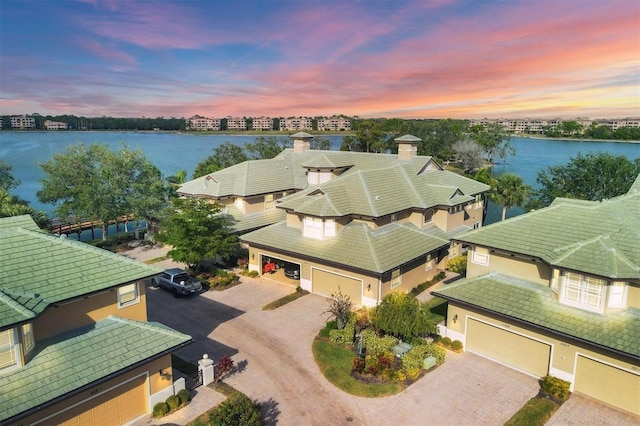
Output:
[323, 287, 353, 329]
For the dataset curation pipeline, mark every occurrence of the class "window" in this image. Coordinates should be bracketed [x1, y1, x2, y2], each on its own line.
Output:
[474, 194, 483, 209]
[325, 219, 336, 237]
[448, 242, 458, 259]
[21, 323, 34, 354]
[424, 209, 434, 224]
[264, 193, 274, 209]
[425, 253, 433, 271]
[118, 283, 140, 308]
[308, 171, 318, 185]
[303, 217, 335, 239]
[471, 247, 489, 266]
[608, 282, 627, 308]
[560, 272, 605, 312]
[0, 329, 18, 371]
[391, 269, 401, 289]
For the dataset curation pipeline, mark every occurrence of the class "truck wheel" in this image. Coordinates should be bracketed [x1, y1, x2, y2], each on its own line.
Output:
[172, 288, 180, 298]
[151, 278, 159, 288]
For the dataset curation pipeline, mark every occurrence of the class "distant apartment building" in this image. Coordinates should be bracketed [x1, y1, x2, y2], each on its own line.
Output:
[10, 115, 35, 130]
[251, 116, 274, 131]
[187, 115, 221, 131]
[469, 118, 580, 133]
[602, 120, 640, 130]
[43, 120, 68, 130]
[279, 117, 313, 131]
[317, 116, 351, 131]
[226, 116, 247, 131]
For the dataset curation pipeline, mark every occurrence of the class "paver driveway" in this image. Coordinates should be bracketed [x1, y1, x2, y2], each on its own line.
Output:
[146, 275, 539, 425]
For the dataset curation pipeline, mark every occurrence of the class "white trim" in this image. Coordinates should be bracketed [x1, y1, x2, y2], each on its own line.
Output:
[118, 282, 141, 309]
[21, 323, 34, 355]
[33, 372, 149, 425]
[471, 247, 489, 266]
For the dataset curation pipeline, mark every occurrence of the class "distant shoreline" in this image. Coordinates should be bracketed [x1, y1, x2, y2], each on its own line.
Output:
[518, 134, 639, 144]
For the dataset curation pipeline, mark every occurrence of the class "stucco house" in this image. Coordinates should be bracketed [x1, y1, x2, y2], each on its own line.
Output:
[432, 175, 640, 415]
[0, 215, 191, 426]
[183, 132, 488, 307]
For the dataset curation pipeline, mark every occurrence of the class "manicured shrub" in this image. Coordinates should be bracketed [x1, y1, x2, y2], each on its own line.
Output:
[215, 355, 234, 383]
[450, 340, 463, 351]
[435, 271, 446, 280]
[361, 329, 398, 356]
[377, 353, 392, 370]
[541, 375, 571, 401]
[352, 357, 365, 374]
[329, 314, 356, 345]
[208, 392, 262, 426]
[424, 342, 446, 364]
[402, 345, 429, 371]
[448, 253, 467, 274]
[405, 367, 422, 381]
[440, 337, 452, 346]
[152, 402, 170, 418]
[166, 395, 180, 410]
[319, 320, 338, 338]
[177, 389, 191, 404]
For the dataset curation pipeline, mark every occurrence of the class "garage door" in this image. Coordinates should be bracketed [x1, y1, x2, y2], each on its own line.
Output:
[466, 319, 550, 377]
[575, 356, 640, 415]
[46, 375, 147, 426]
[312, 269, 361, 305]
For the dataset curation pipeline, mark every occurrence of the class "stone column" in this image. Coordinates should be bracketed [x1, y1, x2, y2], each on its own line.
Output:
[198, 354, 215, 386]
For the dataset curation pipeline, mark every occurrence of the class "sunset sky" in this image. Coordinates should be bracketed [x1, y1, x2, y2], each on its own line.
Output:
[1, 0, 638, 120]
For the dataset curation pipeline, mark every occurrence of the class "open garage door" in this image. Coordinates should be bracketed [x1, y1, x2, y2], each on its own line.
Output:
[45, 375, 147, 426]
[261, 255, 300, 285]
[312, 269, 362, 305]
[575, 356, 640, 415]
[466, 319, 550, 377]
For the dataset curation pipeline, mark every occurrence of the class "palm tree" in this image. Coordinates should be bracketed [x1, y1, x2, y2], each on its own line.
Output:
[491, 173, 532, 221]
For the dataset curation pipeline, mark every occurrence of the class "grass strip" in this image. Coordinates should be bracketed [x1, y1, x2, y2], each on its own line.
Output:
[312, 339, 403, 397]
[504, 396, 559, 426]
[144, 256, 168, 264]
[262, 290, 309, 310]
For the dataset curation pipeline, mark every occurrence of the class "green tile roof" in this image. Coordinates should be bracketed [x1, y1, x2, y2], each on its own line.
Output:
[0, 316, 192, 423]
[455, 191, 640, 279]
[241, 221, 452, 273]
[432, 273, 640, 358]
[277, 165, 485, 217]
[0, 216, 162, 329]
[222, 205, 286, 233]
[177, 149, 440, 199]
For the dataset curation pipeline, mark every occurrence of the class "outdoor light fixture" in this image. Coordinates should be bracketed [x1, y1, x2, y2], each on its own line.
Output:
[159, 369, 171, 379]
[251, 253, 255, 260]
[367, 284, 371, 291]
[453, 314, 458, 324]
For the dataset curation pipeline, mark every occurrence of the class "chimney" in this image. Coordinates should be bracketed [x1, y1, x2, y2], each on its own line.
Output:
[395, 134, 421, 160]
[290, 131, 314, 153]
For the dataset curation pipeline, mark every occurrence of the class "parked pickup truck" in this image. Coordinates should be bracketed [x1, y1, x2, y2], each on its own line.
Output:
[152, 268, 202, 297]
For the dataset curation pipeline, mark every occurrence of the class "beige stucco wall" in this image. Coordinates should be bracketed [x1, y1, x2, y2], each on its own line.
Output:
[464, 202, 484, 227]
[10, 355, 172, 426]
[626, 281, 640, 309]
[34, 283, 148, 341]
[467, 248, 551, 286]
[447, 304, 639, 382]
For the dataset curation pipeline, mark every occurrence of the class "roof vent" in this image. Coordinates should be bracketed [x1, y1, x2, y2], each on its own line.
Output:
[375, 195, 381, 200]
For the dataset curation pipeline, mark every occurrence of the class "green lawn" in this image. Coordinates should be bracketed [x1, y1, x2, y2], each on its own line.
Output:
[504, 396, 559, 426]
[262, 290, 308, 310]
[312, 339, 403, 397]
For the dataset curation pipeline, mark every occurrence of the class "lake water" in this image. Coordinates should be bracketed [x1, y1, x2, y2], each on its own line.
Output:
[1, 131, 638, 223]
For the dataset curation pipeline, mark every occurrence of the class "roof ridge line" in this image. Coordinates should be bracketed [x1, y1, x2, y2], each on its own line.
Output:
[0, 290, 38, 320]
[106, 315, 190, 338]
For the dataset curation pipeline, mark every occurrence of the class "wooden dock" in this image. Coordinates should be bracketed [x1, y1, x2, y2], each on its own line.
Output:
[50, 214, 137, 239]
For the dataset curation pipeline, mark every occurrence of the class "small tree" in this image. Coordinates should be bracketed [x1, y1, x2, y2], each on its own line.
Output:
[372, 292, 437, 341]
[155, 197, 237, 270]
[323, 287, 352, 330]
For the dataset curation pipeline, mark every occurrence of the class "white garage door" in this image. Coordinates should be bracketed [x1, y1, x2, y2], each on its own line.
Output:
[575, 356, 640, 416]
[466, 319, 551, 377]
[312, 269, 362, 305]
